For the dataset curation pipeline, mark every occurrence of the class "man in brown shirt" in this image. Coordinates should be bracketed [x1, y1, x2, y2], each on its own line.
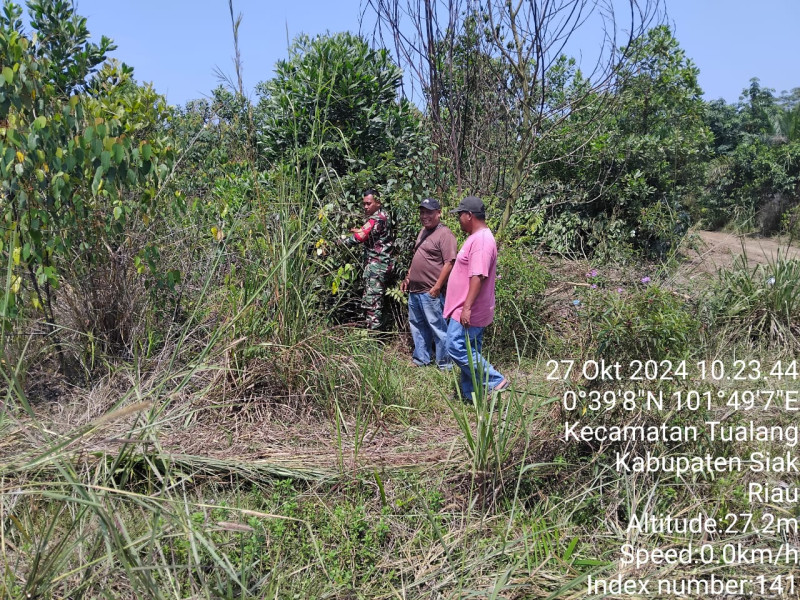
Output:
[401, 198, 458, 368]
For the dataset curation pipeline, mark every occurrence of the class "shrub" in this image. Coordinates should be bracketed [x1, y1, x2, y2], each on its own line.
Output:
[582, 281, 700, 362]
[253, 32, 436, 328]
[488, 246, 550, 356]
[1, 4, 175, 376]
[780, 202, 800, 240]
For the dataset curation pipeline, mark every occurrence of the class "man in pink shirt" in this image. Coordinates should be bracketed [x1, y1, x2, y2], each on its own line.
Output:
[443, 196, 509, 401]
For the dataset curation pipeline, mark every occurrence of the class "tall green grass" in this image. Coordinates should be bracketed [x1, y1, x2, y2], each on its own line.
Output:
[710, 253, 800, 345]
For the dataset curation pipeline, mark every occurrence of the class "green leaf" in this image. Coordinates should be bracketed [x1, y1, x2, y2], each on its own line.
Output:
[91, 167, 103, 195]
[2, 67, 12, 84]
[141, 144, 152, 161]
[113, 206, 122, 220]
[2, 147, 15, 169]
[101, 150, 111, 171]
[112, 143, 124, 164]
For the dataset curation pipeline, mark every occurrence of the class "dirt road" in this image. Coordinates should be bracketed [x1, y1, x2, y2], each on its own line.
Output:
[678, 230, 800, 281]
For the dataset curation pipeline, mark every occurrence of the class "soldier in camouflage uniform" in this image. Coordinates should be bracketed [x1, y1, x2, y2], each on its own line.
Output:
[344, 189, 394, 329]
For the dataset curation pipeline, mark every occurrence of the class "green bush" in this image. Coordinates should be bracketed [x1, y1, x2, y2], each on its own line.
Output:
[697, 80, 800, 233]
[781, 201, 800, 240]
[582, 280, 700, 361]
[488, 246, 550, 356]
[252, 32, 437, 328]
[517, 27, 708, 259]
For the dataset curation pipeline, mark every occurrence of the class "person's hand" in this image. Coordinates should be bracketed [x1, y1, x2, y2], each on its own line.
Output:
[429, 285, 441, 298]
[460, 306, 471, 326]
[400, 278, 409, 293]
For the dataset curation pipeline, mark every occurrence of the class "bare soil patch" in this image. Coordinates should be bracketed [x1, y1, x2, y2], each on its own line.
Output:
[677, 230, 800, 282]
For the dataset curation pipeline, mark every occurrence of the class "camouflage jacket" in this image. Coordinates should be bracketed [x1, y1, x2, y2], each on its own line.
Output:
[346, 209, 394, 265]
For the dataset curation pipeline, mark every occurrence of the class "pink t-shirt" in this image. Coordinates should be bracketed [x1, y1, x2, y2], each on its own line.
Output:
[443, 227, 497, 327]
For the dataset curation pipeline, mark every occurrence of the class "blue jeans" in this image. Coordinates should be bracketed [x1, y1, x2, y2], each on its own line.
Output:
[409, 292, 450, 368]
[446, 318, 505, 400]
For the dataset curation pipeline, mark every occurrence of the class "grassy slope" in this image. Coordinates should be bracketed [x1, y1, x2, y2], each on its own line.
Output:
[3, 245, 800, 599]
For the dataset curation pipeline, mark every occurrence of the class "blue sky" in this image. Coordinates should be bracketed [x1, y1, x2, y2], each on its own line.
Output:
[70, 0, 799, 107]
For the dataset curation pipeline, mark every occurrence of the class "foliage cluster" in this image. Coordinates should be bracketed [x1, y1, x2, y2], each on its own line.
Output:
[488, 245, 550, 357]
[699, 81, 800, 233]
[252, 31, 437, 314]
[512, 26, 709, 258]
[0, 1, 175, 368]
[581, 278, 701, 362]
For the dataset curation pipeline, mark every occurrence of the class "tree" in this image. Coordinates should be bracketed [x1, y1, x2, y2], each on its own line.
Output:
[0, 1, 173, 364]
[511, 26, 710, 256]
[254, 32, 433, 291]
[775, 87, 800, 143]
[255, 32, 424, 184]
[369, 0, 664, 231]
[602, 25, 710, 251]
[700, 80, 800, 232]
[741, 78, 777, 137]
[705, 98, 742, 156]
[26, 0, 113, 95]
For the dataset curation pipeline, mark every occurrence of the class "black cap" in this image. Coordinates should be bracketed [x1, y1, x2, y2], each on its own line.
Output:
[451, 195, 485, 214]
[419, 198, 441, 210]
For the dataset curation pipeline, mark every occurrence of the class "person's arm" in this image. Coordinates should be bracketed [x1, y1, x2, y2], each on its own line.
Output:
[429, 260, 454, 298]
[344, 218, 375, 247]
[431, 231, 458, 297]
[459, 274, 485, 326]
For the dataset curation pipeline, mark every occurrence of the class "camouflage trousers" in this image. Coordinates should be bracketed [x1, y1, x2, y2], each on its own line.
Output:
[362, 260, 391, 330]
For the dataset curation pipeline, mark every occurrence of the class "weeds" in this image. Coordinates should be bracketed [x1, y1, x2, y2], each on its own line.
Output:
[446, 335, 534, 495]
[489, 246, 550, 359]
[582, 278, 700, 361]
[710, 253, 800, 345]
